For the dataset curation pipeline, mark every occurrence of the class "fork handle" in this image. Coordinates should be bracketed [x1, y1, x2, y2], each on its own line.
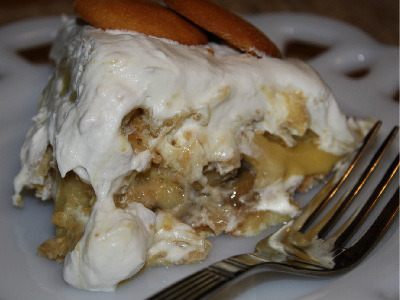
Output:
[147, 254, 266, 300]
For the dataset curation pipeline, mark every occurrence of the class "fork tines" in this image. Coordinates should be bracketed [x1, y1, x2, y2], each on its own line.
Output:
[295, 122, 399, 252]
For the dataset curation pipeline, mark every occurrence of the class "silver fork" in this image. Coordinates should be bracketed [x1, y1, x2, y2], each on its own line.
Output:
[148, 122, 399, 300]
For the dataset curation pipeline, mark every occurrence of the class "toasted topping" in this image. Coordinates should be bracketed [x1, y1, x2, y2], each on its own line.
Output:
[73, 0, 208, 45]
[164, 0, 282, 57]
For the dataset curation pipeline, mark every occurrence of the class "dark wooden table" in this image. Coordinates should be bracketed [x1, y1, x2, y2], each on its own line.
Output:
[0, 0, 398, 46]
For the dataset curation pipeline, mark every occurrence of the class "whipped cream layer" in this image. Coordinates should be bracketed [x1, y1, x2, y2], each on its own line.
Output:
[63, 202, 155, 291]
[13, 17, 370, 291]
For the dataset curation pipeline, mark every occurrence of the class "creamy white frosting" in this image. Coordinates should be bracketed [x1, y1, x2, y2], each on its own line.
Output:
[147, 210, 210, 265]
[13, 16, 369, 291]
[63, 202, 155, 291]
[256, 175, 304, 214]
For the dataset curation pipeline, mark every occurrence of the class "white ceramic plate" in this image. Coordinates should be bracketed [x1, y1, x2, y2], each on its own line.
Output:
[0, 13, 398, 300]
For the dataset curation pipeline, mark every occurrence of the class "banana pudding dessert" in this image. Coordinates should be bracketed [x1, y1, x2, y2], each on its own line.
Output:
[13, 0, 371, 292]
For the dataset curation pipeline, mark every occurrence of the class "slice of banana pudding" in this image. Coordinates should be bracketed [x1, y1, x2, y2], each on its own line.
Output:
[13, 10, 371, 292]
